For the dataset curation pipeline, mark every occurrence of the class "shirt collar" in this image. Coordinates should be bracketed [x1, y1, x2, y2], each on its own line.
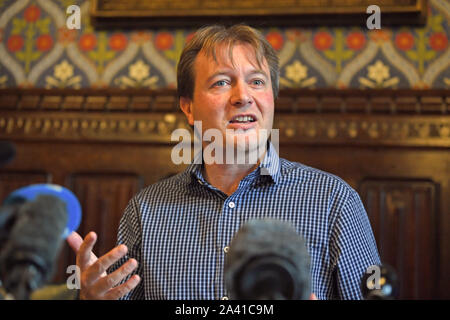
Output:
[258, 141, 282, 184]
[185, 141, 282, 186]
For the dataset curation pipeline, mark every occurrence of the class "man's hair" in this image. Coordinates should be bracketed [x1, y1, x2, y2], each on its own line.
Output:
[177, 24, 280, 101]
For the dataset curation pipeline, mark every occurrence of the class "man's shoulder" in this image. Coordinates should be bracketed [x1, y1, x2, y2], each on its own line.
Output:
[279, 158, 368, 223]
[134, 171, 190, 202]
[279, 157, 355, 196]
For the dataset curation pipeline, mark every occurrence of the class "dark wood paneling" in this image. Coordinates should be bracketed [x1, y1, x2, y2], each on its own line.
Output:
[69, 173, 143, 256]
[360, 180, 438, 299]
[0, 172, 51, 201]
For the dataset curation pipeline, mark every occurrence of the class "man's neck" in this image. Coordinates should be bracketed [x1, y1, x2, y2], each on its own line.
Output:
[202, 162, 258, 196]
[201, 147, 267, 197]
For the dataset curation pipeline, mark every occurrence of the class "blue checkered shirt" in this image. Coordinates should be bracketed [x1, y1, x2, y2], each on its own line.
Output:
[110, 143, 380, 300]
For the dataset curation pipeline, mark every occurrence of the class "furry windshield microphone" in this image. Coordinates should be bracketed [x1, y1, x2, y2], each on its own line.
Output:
[224, 219, 311, 300]
[0, 195, 68, 300]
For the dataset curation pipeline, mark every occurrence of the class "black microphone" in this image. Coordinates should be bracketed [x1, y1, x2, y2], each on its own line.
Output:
[224, 219, 311, 300]
[0, 195, 68, 300]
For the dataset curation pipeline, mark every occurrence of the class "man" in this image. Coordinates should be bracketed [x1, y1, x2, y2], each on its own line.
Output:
[67, 24, 380, 300]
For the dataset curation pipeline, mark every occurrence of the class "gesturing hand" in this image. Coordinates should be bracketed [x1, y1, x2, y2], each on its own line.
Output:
[66, 231, 141, 300]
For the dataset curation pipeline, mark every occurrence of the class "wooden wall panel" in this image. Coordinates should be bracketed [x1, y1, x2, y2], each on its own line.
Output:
[0, 172, 51, 201]
[69, 173, 143, 256]
[360, 180, 438, 299]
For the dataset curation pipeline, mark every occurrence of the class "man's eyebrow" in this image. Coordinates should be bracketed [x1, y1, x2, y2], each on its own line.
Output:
[247, 69, 269, 78]
[206, 69, 269, 83]
[206, 71, 231, 83]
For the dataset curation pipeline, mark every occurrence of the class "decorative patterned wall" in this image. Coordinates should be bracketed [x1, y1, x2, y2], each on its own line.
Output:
[0, 0, 449, 89]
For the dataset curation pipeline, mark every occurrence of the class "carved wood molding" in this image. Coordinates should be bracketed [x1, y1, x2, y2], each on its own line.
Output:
[277, 114, 450, 147]
[0, 89, 449, 147]
[1, 112, 449, 147]
[1, 88, 448, 114]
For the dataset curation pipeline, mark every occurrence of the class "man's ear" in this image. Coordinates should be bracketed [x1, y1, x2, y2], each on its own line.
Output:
[180, 97, 194, 126]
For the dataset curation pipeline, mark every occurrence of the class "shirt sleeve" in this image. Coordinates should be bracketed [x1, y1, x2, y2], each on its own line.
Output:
[329, 189, 381, 300]
[107, 195, 145, 300]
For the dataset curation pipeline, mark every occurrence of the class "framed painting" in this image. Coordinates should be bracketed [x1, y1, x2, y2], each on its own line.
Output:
[90, 0, 428, 28]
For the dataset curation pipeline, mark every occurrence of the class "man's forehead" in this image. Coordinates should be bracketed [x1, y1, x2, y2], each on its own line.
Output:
[195, 43, 267, 73]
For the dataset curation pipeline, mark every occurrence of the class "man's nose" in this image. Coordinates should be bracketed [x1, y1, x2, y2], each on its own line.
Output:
[230, 82, 253, 107]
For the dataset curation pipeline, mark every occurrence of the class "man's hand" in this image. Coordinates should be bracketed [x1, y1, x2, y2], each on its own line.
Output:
[66, 231, 141, 300]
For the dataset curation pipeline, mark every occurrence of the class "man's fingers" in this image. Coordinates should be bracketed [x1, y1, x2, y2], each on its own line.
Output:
[104, 275, 141, 300]
[77, 232, 98, 270]
[69, 232, 137, 300]
[66, 231, 83, 253]
[94, 258, 138, 295]
[84, 244, 128, 285]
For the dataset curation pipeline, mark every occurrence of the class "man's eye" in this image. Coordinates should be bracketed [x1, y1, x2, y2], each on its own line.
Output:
[252, 79, 265, 86]
[213, 80, 228, 87]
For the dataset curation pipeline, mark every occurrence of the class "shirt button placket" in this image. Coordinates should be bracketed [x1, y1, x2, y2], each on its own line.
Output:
[219, 200, 235, 300]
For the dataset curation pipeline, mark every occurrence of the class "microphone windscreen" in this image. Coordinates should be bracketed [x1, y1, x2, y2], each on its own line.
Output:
[6, 184, 81, 239]
[0, 196, 27, 250]
[0, 195, 68, 289]
[225, 219, 311, 300]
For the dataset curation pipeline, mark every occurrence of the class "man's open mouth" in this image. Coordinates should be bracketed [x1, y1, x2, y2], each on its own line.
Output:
[229, 115, 256, 124]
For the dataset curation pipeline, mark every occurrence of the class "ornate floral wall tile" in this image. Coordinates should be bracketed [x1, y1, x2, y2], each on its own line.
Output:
[0, 0, 448, 89]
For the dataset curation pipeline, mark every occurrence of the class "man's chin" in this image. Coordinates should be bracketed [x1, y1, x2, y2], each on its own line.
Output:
[223, 139, 266, 164]
[227, 135, 258, 151]
[226, 126, 258, 139]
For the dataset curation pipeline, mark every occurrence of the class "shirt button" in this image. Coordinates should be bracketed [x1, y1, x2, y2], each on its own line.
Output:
[223, 246, 229, 253]
[228, 202, 235, 208]
[221, 296, 229, 300]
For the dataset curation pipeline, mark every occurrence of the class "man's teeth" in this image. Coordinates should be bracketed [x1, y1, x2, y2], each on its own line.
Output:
[232, 116, 254, 123]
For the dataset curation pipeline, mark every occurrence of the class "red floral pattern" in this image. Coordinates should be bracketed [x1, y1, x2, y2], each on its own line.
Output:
[266, 32, 284, 50]
[24, 5, 41, 23]
[395, 32, 415, 51]
[368, 30, 391, 43]
[155, 32, 174, 50]
[109, 33, 128, 51]
[313, 31, 333, 50]
[36, 35, 53, 52]
[0, 0, 447, 89]
[7, 35, 24, 52]
[58, 27, 77, 44]
[286, 29, 303, 42]
[131, 32, 151, 44]
[79, 34, 97, 51]
[346, 32, 366, 50]
[429, 32, 448, 51]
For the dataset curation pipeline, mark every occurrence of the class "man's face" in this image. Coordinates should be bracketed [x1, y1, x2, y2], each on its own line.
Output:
[180, 43, 275, 158]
